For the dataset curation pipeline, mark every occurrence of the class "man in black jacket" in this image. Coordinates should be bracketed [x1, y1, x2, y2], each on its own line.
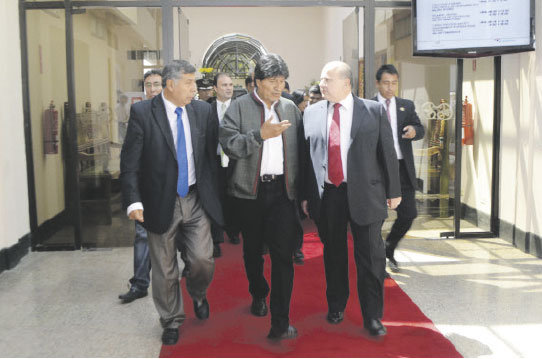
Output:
[373, 64, 425, 272]
[120, 60, 223, 346]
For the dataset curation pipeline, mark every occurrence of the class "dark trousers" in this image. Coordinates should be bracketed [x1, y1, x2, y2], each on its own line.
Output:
[386, 160, 417, 251]
[235, 177, 297, 332]
[316, 183, 387, 323]
[211, 156, 241, 244]
[129, 221, 151, 291]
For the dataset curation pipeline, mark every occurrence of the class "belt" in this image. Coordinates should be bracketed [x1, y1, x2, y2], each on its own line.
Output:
[260, 174, 283, 183]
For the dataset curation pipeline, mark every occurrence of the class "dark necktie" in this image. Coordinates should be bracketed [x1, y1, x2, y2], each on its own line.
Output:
[328, 103, 344, 187]
[175, 107, 189, 197]
[385, 98, 392, 124]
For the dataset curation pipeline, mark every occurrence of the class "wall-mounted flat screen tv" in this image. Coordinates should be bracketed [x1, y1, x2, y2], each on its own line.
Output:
[413, 0, 535, 58]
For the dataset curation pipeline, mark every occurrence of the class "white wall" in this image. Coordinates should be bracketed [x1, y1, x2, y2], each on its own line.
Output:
[499, 4, 542, 249]
[0, 0, 30, 249]
[461, 57, 494, 227]
[179, 7, 354, 90]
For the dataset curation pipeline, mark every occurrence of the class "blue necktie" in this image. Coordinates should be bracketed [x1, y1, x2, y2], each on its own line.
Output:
[175, 107, 189, 197]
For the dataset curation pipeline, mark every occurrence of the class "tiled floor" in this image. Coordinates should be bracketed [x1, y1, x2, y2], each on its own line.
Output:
[1, 224, 541, 357]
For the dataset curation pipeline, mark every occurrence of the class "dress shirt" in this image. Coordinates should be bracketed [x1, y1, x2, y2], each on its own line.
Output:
[254, 90, 284, 176]
[216, 98, 232, 123]
[127, 93, 196, 216]
[377, 93, 403, 159]
[325, 93, 354, 183]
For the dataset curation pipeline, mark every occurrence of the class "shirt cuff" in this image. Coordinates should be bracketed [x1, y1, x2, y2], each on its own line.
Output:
[127, 202, 143, 217]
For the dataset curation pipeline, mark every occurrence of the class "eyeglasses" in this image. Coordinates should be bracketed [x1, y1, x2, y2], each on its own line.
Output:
[144, 82, 162, 88]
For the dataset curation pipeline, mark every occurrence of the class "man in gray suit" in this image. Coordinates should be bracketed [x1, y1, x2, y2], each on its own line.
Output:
[301, 61, 401, 337]
[121, 60, 223, 345]
[220, 53, 303, 340]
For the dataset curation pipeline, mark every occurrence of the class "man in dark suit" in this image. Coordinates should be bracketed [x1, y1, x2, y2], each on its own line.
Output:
[210, 72, 241, 257]
[120, 60, 223, 346]
[301, 61, 401, 337]
[373, 64, 425, 272]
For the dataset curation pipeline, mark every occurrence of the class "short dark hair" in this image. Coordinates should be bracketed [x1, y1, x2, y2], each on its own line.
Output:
[308, 84, 321, 95]
[291, 89, 306, 106]
[245, 77, 253, 87]
[376, 64, 399, 82]
[213, 72, 231, 86]
[254, 53, 289, 81]
[284, 81, 290, 91]
[161, 60, 196, 87]
[144, 69, 162, 81]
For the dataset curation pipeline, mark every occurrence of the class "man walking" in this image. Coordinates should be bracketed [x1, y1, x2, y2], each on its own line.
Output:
[374, 64, 425, 271]
[301, 61, 401, 337]
[121, 60, 223, 345]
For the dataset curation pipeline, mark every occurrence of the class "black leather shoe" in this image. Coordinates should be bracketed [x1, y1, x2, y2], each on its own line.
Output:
[229, 233, 240, 245]
[250, 297, 268, 316]
[162, 327, 179, 345]
[326, 311, 344, 324]
[118, 287, 147, 303]
[386, 243, 400, 272]
[293, 249, 304, 265]
[213, 243, 222, 258]
[364, 319, 387, 337]
[194, 298, 209, 320]
[267, 325, 298, 340]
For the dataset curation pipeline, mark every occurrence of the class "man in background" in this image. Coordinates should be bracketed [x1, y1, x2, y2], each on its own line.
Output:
[374, 64, 425, 272]
[118, 69, 162, 304]
[196, 78, 214, 102]
[209, 72, 241, 257]
[308, 84, 323, 105]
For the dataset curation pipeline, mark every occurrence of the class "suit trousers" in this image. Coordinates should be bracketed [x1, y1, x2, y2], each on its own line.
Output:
[386, 160, 418, 250]
[316, 183, 387, 323]
[211, 156, 241, 244]
[147, 190, 215, 329]
[235, 177, 297, 332]
[129, 221, 151, 291]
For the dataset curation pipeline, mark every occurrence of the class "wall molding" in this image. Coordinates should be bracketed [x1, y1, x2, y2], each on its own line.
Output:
[0, 233, 32, 275]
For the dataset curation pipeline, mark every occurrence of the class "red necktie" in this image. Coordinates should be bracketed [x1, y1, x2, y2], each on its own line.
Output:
[385, 99, 392, 124]
[328, 103, 344, 187]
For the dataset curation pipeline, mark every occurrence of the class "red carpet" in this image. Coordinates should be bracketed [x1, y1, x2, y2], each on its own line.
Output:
[160, 224, 461, 358]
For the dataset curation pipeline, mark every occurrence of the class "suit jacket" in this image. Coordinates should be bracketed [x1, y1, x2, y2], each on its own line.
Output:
[372, 96, 425, 190]
[120, 95, 223, 234]
[302, 95, 401, 226]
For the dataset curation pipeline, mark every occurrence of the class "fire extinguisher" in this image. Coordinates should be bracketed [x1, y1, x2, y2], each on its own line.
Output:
[462, 96, 474, 145]
[43, 100, 59, 154]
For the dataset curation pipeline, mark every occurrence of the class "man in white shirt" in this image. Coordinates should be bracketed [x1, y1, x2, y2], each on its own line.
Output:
[301, 61, 401, 337]
[373, 64, 425, 272]
[219, 54, 304, 340]
[209, 73, 241, 257]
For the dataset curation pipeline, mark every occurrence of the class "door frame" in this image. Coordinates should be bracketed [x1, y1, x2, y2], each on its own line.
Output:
[21, 0, 498, 249]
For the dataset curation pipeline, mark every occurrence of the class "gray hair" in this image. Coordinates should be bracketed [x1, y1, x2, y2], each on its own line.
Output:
[323, 61, 353, 87]
[161, 60, 196, 87]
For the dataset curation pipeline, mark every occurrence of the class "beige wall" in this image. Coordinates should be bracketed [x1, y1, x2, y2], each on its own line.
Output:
[461, 57, 494, 227]
[179, 7, 354, 91]
[500, 3, 542, 248]
[0, 0, 30, 248]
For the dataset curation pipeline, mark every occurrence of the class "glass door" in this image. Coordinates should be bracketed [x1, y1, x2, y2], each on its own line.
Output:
[72, 6, 163, 247]
[26, 9, 76, 250]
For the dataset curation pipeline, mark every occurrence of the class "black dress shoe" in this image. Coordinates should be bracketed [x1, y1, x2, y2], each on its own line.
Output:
[118, 287, 147, 303]
[250, 297, 268, 316]
[364, 319, 387, 337]
[267, 325, 298, 340]
[162, 327, 179, 345]
[194, 298, 209, 319]
[326, 311, 344, 324]
[213, 243, 222, 258]
[229, 233, 240, 245]
[386, 243, 400, 272]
